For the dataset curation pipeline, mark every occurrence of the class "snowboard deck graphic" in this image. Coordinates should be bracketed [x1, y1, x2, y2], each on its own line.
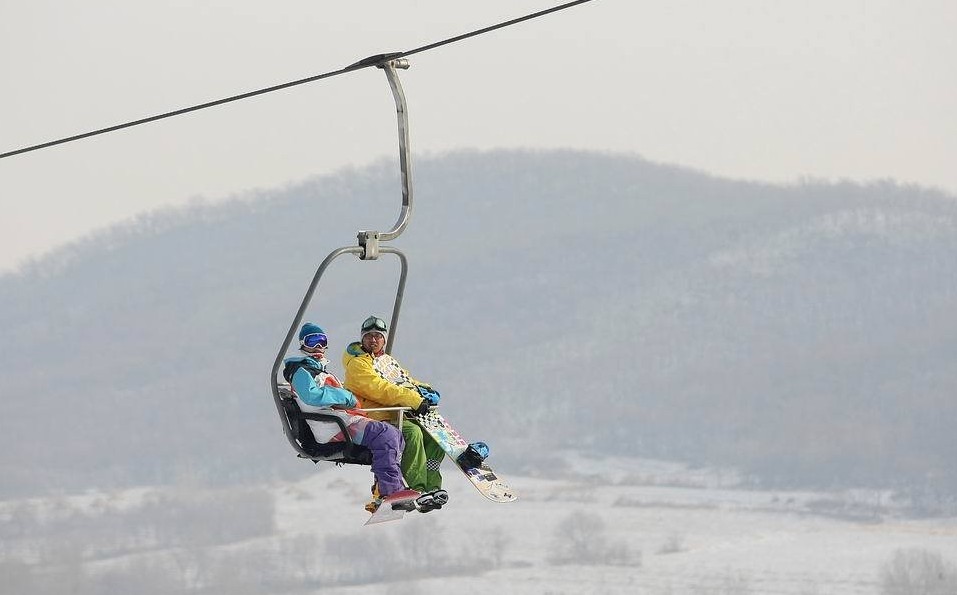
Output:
[411, 410, 517, 503]
[364, 489, 420, 526]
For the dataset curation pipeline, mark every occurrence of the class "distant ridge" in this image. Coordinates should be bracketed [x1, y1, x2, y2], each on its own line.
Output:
[1, 148, 955, 509]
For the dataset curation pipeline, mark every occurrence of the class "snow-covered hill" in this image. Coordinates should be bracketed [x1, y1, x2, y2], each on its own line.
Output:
[3, 150, 957, 501]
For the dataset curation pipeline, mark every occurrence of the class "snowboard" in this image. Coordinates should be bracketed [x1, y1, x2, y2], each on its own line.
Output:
[364, 489, 420, 526]
[409, 409, 517, 503]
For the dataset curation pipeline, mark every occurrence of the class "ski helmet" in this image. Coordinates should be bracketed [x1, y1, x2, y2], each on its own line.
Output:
[361, 316, 388, 341]
[299, 322, 328, 351]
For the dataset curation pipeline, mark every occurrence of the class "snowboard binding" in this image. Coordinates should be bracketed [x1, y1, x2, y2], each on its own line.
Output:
[456, 441, 490, 468]
[365, 485, 420, 513]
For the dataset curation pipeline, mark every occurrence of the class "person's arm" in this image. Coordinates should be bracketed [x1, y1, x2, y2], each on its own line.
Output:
[291, 367, 357, 408]
[402, 367, 441, 403]
[345, 357, 423, 408]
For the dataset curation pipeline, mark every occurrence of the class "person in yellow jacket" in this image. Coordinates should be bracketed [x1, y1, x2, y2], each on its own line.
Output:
[342, 315, 448, 511]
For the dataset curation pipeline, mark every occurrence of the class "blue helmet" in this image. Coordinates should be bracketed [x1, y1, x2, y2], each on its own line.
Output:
[299, 322, 328, 351]
[299, 322, 325, 341]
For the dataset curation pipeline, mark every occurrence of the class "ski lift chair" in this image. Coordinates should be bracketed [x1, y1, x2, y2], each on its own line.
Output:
[277, 383, 373, 465]
[268, 57, 414, 468]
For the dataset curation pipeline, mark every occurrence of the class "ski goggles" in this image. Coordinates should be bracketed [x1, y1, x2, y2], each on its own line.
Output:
[361, 316, 388, 334]
[301, 332, 328, 349]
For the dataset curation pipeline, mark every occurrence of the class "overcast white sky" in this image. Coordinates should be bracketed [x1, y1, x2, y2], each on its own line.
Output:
[1, 1, 955, 273]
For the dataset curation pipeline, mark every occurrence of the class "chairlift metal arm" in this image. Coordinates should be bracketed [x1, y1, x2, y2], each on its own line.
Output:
[358, 58, 413, 259]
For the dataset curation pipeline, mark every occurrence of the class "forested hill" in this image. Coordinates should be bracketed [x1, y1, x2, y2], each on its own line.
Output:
[2, 149, 955, 506]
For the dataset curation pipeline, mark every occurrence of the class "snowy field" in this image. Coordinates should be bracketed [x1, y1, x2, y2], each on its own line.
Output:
[275, 453, 957, 594]
[3, 454, 956, 594]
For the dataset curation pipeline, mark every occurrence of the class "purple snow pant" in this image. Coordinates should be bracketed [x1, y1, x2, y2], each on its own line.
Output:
[357, 419, 406, 497]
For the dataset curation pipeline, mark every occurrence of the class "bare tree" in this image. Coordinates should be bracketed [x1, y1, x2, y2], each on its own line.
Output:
[548, 510, 606, 564]
[547, 510, 639, 567]
[881, 548, 957, 595]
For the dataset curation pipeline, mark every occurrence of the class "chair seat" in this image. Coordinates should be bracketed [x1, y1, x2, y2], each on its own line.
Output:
[278, 387, 373, 466]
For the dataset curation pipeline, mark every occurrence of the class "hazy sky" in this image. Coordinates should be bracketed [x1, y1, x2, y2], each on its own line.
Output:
[2, 0, 955, 273]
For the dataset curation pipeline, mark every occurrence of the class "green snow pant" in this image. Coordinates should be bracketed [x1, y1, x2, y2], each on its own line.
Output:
[400, 419, 445, 493]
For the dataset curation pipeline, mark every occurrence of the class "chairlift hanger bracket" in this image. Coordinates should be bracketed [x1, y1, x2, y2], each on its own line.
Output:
[358, 57, 413, 261]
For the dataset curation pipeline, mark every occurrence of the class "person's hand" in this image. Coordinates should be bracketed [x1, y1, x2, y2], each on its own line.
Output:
[411, 400, 431, 416]
[417, 385, 441, 405]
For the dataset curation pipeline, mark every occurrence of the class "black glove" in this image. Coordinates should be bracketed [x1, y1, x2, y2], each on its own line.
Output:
[411, 400, 431, 416]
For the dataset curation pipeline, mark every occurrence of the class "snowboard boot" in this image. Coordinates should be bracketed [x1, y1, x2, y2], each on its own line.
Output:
[364, 482, 382, 513]
[457, 442, 490, 468]
[365, 497, 384, 514]
[415, 489, 449, 513]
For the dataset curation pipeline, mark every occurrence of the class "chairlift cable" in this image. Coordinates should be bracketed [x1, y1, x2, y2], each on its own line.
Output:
[0, 0, 596, 160]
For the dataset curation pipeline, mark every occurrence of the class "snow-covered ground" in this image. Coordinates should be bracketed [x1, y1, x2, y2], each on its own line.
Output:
[273, 454, 957, 594]
[3, 454, 956, 594]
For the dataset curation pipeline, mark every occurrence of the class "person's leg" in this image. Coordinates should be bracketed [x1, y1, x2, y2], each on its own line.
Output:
[357, 420, 406, 497]
[414, 433, 449, 511]
[400, 419, 427, 492]
[422, 432, 446, 493]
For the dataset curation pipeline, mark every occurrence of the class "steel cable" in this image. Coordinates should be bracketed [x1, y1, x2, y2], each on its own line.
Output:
[1, 0, 595, 160]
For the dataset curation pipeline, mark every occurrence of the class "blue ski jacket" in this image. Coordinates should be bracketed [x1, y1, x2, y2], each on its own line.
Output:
[283, 355, 372, 442]
[283, 356, 357, 409]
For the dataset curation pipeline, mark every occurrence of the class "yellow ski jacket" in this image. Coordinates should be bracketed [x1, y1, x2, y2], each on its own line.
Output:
[342, 342, 426, 421]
